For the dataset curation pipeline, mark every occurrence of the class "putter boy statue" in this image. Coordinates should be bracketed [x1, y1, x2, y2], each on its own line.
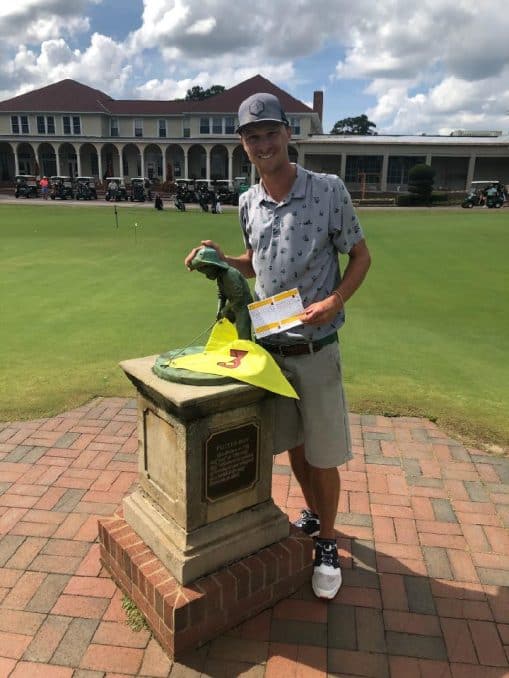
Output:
[189, 246, 253, 340]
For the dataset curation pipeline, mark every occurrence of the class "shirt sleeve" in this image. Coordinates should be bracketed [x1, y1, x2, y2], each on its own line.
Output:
[328, 176, 364, 254]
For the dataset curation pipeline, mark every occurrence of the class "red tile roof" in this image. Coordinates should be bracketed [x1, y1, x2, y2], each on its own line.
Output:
[0, 75, 313, 117]
[0, 79, 114, 113]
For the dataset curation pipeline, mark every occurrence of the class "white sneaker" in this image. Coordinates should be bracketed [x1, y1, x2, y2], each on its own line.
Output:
[312, 539, 342, 599]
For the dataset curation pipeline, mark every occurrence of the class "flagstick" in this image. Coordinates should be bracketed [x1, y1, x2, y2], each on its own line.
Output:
[168, 320, 217, 366]
[114, 205, 118, 228]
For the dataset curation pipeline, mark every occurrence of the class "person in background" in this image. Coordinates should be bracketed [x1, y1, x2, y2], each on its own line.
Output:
[39, 176, 49, 200]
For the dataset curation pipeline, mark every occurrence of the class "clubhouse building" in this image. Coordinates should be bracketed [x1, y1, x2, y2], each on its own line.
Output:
[0, 75, 508, 192]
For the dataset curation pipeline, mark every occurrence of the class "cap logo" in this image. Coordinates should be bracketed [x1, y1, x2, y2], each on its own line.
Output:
[249, 99, 265, 117]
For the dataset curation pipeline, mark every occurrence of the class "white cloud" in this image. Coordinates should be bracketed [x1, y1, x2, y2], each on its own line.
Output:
[1, 0, 509, 134]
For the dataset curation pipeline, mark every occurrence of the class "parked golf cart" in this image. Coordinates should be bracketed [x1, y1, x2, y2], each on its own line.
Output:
[462, 180, 505, 208]
[175, 179, 196, 204]
[75, 177, 97, 200]
[211, 179, 237, 205]
[129, 177, 153, 202]
[50, 176, 74, 200]
[105, 177, 128, 202]
[14, 175, 38, 198]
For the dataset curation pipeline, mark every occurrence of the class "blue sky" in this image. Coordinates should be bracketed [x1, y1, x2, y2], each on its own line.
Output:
[0, 0, 508, 135]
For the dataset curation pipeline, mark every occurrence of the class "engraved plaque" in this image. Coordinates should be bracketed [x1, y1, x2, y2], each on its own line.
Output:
[205, 423, 259, 502]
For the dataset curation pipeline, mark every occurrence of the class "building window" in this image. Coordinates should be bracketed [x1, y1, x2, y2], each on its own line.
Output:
[225, 116, 235, 134]
[158, 119, 167, 138]
[387, 156, 425, 185]
[110, 118, 119, 137]
[11, 115, 29, 134]
[183, 116, 190, 138]
[345, 155, 383, 183]
[200, 117, 210, 134]
[36, 115, 56, 134]
[212, 117, 222, 134]
[289, 117, 300, 135]
[62, 115, 80, 134]
[134, 119, 143, 137]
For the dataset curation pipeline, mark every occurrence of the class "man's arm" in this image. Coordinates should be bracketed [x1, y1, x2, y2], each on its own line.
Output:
[185, 240, 256, 279]
[302, 239, 371, 326]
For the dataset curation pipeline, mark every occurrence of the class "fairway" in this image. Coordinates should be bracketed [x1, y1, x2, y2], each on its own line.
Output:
[1, 203, 508, 448]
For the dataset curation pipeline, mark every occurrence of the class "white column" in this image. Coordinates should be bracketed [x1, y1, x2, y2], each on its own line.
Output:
[140, 146, 145, 178]
[33, 142, 41, 176]
[426, 153, 432, 166]
[116, 144, 124, 178]
[11, 142, 19, 175]
[75, 143, 82, 177]
[183, 147, 189, 179]
[250, 163, 256, 185]
[95, 144, 103, 181]
[339, 154, 346, 180]
[160, 144, 168, 181]
[228, 148, 233, 184]
[466, 154, 476, 190]
[381, 154, 389, 192]
[205, 147, 211, 181]
[55, 143, 61, 176]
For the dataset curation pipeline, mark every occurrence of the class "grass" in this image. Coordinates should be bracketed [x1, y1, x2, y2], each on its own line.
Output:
[1, 203, 508, 449]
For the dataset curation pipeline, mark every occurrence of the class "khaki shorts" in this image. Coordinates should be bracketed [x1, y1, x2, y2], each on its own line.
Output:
[270, 342, 352, 469]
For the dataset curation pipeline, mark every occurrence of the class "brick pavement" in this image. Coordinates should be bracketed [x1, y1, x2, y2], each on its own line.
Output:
[1, 397, 508, 677]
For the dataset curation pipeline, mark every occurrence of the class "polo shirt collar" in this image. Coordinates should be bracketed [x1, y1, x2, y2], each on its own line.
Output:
[255, 163, 307, 205]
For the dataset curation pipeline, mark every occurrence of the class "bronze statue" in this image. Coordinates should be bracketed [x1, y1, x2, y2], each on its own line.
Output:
[189, 246, 253, 340]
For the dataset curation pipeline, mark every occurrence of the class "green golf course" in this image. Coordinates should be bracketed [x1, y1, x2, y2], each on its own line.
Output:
[1, 203, 508, 449]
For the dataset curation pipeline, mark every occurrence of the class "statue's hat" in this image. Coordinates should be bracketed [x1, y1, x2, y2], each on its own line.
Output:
[191, 246, 229, 270]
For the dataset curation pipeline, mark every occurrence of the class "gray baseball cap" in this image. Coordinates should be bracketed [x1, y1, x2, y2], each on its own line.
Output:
[236, 93, 289, 133]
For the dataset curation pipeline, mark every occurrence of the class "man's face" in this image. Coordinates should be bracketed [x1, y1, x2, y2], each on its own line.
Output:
[240, 122, 291, 174]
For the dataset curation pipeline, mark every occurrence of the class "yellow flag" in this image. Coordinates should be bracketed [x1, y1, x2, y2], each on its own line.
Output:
[171, 319, 298, 399]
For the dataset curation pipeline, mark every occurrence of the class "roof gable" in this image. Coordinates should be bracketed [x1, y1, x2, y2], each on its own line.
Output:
[0, 79, 113, 113]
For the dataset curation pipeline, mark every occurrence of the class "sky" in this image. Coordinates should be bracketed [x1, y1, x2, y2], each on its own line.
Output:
[1, 0, 509, 136]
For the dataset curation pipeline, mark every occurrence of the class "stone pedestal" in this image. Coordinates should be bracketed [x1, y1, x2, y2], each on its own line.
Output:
[98, 354, 313, 657]
[118, 355, 290, 584]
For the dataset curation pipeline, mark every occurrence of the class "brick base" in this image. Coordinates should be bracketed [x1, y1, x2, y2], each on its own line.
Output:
[98, 512, 313, 658]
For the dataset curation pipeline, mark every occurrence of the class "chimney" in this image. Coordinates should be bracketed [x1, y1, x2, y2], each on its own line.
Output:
[313, 90, 323, 123]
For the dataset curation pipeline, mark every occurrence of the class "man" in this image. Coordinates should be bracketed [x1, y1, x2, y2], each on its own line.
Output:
[185, 92, 371, 599]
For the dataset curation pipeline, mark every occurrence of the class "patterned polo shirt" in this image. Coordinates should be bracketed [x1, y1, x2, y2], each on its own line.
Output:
[239, 164, 364, 343]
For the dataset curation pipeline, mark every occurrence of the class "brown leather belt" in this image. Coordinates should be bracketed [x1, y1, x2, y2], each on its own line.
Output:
[259, 333, 337, 357]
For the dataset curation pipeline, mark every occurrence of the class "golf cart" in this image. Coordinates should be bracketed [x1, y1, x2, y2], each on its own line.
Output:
[105, 177, 128, 202]
[212, 179, 237, 205]
[462, 180, 505, 208]
[129, 177, 153, 202]
[50, 176, 74, 200]
[14, 175, 38, 198]
[175, 179, 196, 204]
[75, 177, 97, 200]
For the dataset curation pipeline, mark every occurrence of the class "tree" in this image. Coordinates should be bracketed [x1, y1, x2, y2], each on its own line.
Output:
[407, 163, 435, 204]
[330, 114, 377, 135]
[185, 85, 225, 101]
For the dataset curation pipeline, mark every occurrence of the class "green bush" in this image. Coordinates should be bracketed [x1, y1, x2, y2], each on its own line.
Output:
[408, 163, 435, 204]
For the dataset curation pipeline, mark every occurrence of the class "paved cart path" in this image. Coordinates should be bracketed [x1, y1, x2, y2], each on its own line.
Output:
[1, 397, 508, 677]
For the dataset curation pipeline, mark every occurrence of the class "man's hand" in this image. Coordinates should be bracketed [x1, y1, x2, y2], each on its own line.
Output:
[184, 240, 225, 270]
[301, 295, 342, 326]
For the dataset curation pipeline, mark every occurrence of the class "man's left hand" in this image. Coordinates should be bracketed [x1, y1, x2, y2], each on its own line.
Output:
[301, 295, 341, 325]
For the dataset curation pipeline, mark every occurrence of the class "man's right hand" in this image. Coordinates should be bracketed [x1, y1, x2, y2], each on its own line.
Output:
[184, 240, 225, 270]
